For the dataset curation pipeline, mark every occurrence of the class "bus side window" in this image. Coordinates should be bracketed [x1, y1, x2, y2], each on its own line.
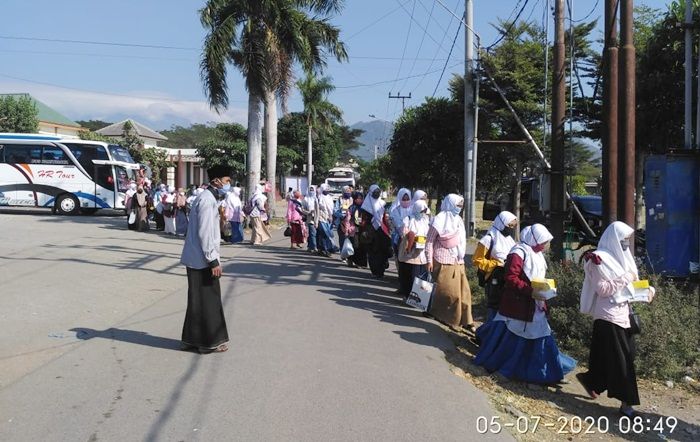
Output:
[41, 146, 69, 165]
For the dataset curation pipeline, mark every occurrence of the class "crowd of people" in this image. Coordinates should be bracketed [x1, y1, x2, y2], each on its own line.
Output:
[144, 170, 654, 419]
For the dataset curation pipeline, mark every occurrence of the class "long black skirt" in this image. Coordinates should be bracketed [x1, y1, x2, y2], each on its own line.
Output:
[579, 319, 640, 405]
[182, 267, 229, 350]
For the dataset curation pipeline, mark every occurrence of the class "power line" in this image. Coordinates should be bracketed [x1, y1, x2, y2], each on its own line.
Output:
[0, 35, 198, 51]
[334, 60, 461, 89]
[412, 0, 462, 94]
[432, 13, 464, 97]
[390, 0, 418, 93]
[395, 0, 457, 59]
[346, 0, 413, 40]
[398, 0, 437, 92]
[571, 0, 600, 23]
[486, 0, 532, 50]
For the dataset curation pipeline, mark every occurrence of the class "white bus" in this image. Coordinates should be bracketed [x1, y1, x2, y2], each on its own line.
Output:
[0, 137, 140, 215]
[324, 167, 356, 201]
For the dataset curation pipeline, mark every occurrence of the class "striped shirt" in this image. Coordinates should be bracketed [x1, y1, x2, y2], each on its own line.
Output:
[425, 226, 464, 265]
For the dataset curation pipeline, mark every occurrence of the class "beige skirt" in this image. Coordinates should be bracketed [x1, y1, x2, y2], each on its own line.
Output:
[430, 262, 473, 328]
[250, 216, 271, 245]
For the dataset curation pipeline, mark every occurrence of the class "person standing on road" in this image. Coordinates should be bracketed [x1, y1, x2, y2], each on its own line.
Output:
[180, 168, 230, 354]
[175, 188, 189, 236]
[301, 186, 320, 253]
[359, 184, 392, 278]
[316, 184, 336, 257]
[286, 190, 305, 249]
[343, 191, 367, 268]
[249, 184, 271, 246]
[577, 221, 655, 418]
[335, 186, 354, 261]
[153, 184, 166, 231]
[131, 184, 150, 232]
[425, 194, 474, 333]
[472, 211, 517, 321]
[397, 199, 430, 298]
[224, 186, 245, 244]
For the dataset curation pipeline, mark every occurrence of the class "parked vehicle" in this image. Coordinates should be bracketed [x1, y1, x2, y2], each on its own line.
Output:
[324, 167, 356, 201]
[0, 137, 139, 215]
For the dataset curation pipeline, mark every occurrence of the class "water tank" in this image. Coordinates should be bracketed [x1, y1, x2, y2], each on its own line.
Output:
[645, 154, 700, 277]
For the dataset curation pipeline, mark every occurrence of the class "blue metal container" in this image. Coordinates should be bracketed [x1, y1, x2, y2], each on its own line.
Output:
[645, 154, 700, 277]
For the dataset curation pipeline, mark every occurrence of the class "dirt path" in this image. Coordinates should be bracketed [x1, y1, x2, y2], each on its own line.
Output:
[438, 327, 699, 441]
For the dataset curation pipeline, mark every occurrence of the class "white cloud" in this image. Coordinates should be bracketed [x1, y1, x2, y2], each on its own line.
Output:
[0, 80, 248, 130]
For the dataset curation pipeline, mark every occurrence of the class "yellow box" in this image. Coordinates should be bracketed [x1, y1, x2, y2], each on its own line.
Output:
[632, 280, 649, 289]
[531, 278, 556, 291]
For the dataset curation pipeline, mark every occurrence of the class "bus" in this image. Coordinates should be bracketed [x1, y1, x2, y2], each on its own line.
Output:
[0, 137, 140, 215]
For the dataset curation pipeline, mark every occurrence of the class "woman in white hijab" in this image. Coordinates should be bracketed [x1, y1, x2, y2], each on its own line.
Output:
[577, 221, 654, 418]
[472, 211, 518, 320]
[425, 194, 474, 332]
[397, 199, 431, 297]
[163, 187, 177, 235]
[300, 186, 320, 252]
[125, 182, 138, 230]
[224, 186, 245, 243]
[359, 184, 392, 278]
[249, 184, 271, 245]
[474, 224, 576, 384]
[316, 183, 336, 257]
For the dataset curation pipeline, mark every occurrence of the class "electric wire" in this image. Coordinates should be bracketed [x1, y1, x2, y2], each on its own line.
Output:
[431, 14, 464, 97]
[486, 0, 532, 50]
[398, 0, 437, 92]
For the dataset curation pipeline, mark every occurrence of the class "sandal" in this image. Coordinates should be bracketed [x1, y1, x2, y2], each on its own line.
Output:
[619, 406, 641, 419]
[575, 373, 598, 399]
[199, 343, 229, 354]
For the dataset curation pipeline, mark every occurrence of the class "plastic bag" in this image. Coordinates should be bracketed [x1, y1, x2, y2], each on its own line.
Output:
[406, 272, 434, 312]
[340, 237, 355, 259]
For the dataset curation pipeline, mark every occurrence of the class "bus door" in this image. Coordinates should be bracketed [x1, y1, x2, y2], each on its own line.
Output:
[92, 160, 139, 209]
[93, 164, 116, 209]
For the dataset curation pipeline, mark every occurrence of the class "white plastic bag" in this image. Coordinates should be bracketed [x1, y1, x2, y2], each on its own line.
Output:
[406, 273, 434, 312]
[128, 212, 136, 224]
[340, 237, 355, 259]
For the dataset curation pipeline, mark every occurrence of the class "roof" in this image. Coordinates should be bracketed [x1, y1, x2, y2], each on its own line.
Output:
[96, 119, 168, 141]
[0, 93, 81, 128]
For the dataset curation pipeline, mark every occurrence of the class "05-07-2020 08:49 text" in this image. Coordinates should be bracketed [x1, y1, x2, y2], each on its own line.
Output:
[475, 415, 678, 435]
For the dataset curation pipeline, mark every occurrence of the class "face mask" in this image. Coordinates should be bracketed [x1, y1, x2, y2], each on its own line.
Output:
[137, 189, 143, 194]
[217, 188, 228, 197]
[222, 183, 231, 192]
[501, 226, 514, 238]
[533, 244, 545, 253]
[322, 191, 330, 195]
[450, 206, 463, 216]
[400, 200, 411, 209]
[372, 191, 381, 199]
[343, 192, 351, 198]
[620, 239, 630, 251]
[415, 211, 425, 220]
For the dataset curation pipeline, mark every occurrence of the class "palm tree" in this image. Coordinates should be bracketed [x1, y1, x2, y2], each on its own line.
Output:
[200, 0, 347, 202]
[297, 73, 343, 185]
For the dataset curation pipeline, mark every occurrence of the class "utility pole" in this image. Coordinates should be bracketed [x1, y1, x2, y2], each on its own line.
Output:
[619, 0, 636, 227]
[685, 0, 694, 149]
[464, 0, 476, 236]
[551, 0, 567, 260]
[603, 0, 619, 225]
[389, 92, 411, 112]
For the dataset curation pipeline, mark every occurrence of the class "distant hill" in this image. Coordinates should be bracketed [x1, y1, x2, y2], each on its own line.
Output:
[349, 120, 394, 162]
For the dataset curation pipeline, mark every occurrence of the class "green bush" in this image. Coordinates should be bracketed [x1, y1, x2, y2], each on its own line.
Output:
[545, 260, 700, 381]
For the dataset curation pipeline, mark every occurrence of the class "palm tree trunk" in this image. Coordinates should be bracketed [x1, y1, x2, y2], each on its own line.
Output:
[246, 93, 263, 199]
[306, 123, 313, 191]
[265, 91, 278, 217]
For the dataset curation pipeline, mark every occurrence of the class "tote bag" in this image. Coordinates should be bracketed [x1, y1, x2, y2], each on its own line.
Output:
[406, 272, 434, 312]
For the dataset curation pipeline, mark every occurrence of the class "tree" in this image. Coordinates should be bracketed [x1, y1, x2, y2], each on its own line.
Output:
[297, 73, 343, 186]
[357, 157, 391, 191]
[75, 120, 111, 132]
[0, 95, 39, 133]
[199, 0, 348, 207]
[119, 120, 171, 185]
[277, 112, 357, 180]
[195, 123, 248, 183]
[160, 123, 222, 148]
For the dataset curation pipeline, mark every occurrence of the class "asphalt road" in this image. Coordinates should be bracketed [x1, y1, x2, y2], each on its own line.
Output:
[0, 210, 511, 442]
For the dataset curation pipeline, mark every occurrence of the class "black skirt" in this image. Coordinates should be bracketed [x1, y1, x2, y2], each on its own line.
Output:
[181, 267, 229, 350]
[580, 319, 640, 405]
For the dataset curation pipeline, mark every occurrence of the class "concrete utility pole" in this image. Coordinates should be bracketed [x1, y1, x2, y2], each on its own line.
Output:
[619, 0, 636, 227]
[685, 0, 694, 149]
[697, 31, 700, 148]
[550, 0, 567, 260]
[388, 92, 411, 111]
[603, 0, 619, 225]
[464, 0, 476, 236]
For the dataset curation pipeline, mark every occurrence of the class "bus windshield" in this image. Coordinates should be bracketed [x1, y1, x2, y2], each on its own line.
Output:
[108, 145, 135, 163]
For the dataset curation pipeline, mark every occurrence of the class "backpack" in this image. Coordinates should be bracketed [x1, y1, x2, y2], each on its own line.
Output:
[243, 199, 254, 216]
[477, 234, 495, 287]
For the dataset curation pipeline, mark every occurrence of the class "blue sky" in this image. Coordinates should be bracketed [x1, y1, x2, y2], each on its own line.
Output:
[0, 0, 674, 132]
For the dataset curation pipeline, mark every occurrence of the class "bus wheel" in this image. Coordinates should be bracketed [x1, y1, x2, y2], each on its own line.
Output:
[56, 194, 80, 216]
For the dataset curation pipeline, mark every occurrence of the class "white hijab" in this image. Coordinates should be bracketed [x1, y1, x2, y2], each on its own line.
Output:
[360, 184, 385, 230]
[252, 184, 266, 205]
[390, 188, 412, 230]
[317, 183, 335, 215]
[580, 221, 637, 314]
[226, 186, 242, 209]
[431, 194, 467, 260]
[304, 186, 317, 211]
[406, 199, 430, 236]
[412, 189, 427, 203]
[511, 223, 552, 281]
[480, 211, 517, 262]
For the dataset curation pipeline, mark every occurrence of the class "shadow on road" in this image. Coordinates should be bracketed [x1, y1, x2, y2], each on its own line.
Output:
[70, 327, 182, 351]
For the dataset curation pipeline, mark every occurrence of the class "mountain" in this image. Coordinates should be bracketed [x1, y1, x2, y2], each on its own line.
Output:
[349, 120, 394, 162]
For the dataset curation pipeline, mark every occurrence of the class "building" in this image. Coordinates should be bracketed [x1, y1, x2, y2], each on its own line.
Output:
[0, 93, 82, 138]
[97, 119, 207, 188]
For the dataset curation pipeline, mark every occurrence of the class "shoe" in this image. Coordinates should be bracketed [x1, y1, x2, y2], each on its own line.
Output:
[619, 406, 640, 418]
[575, 373, 599, 399]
